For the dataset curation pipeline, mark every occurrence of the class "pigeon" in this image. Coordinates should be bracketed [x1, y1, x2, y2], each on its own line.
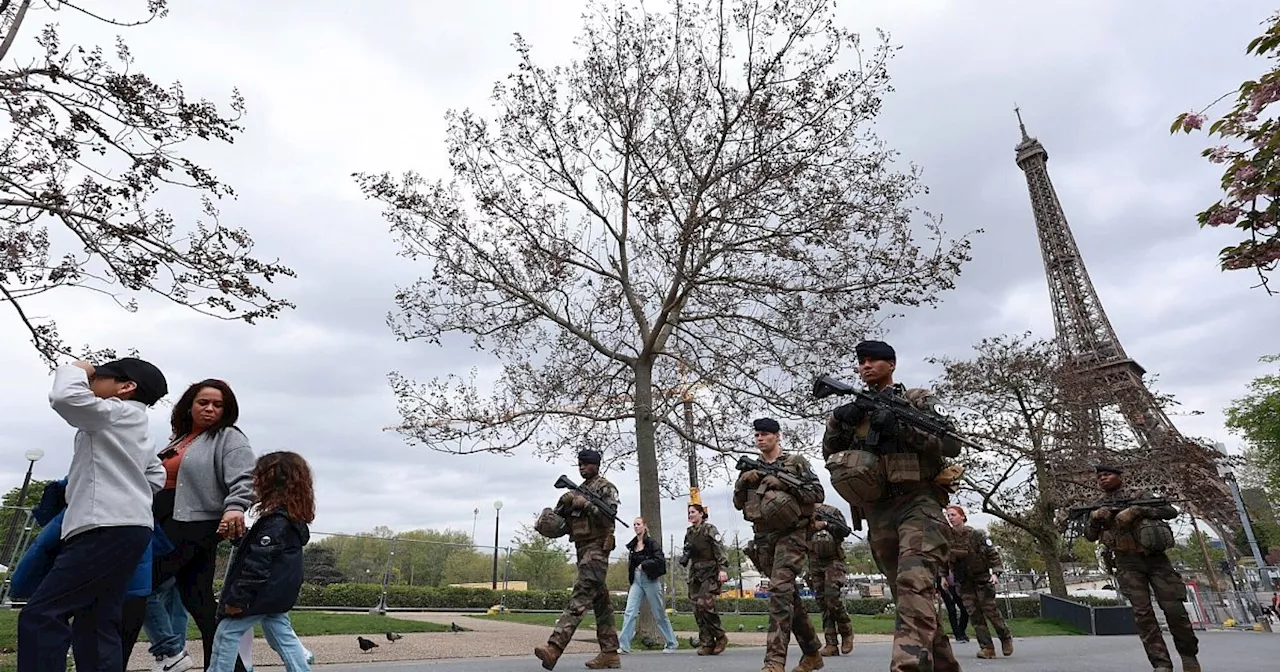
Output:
[755, 624, 765, 632]
[737, 623, 745, 632]
[357, 636, 379, 653]
[688, 636, 699, 649]
[386, 631, 403, 643]
[450, 621, 464, 633]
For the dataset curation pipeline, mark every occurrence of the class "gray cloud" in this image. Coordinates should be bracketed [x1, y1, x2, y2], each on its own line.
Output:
[2, 0, 1277, 545]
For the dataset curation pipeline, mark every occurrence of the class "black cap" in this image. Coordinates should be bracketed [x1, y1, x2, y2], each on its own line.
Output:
[1094, 464, 1123, 476]
[855, 340, 896, 361]
[752, 417, 781, 434]
[94, 357, 168, 406]
[577, 449, 602, 465]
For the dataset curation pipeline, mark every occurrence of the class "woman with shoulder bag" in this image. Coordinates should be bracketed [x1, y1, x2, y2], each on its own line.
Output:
[617, 517, 678, 654]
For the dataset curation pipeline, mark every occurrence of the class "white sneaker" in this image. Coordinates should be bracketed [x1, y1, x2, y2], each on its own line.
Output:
[305, 648, 315, 665]
[154, 651, 195, 672]
[661, 647, 677, 654]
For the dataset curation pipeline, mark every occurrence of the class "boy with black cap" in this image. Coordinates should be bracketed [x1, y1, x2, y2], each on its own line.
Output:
[19, 358, 169, 672]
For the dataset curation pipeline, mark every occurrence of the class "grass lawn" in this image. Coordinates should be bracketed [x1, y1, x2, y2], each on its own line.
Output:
[477, 612, 1084, 638]
[0, 610, 447, 671]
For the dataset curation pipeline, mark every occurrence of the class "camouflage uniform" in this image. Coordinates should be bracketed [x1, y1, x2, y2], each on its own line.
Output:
[822, 383, 961, 672]
[544, 475, 621, 667]
[682, 521, 729, 652]
[807, 502, 853, 655]
[947, 524, 1010, 657]
[734, 452, 825, 671]
[1084, 487, 1198, 672]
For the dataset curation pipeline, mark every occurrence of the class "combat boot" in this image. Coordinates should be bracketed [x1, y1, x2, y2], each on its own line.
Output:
[1181, 655, 1201, 672]
[761, 663, 785, 672]
[583, 651, 621, 669]
[976, 646, 995, 659]
[534, 643, 562, 671]
[711, 635, 728, 655]
[696, 640, 715, 656]
[791, 651, 825, 672]
[838, 624, 854, 655]
[819, 632, 839, 656]
[1000, 637, 1014, 656]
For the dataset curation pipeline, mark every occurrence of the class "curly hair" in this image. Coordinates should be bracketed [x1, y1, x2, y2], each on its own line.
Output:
[252, 451, 315, 524]
[170, 379, 240, 439]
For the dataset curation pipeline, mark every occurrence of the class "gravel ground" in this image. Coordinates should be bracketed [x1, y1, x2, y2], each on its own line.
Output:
[125, 612, 892, 670]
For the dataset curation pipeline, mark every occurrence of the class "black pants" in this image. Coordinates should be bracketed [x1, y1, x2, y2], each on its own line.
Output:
[937, 577, 968, 640]
[18, 525, 150, 672]
[120, 518, 245, 671]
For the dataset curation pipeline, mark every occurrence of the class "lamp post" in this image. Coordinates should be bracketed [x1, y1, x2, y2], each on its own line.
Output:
[492, 500, 503, 590]
[2, 449, 44, 566]
[472, 507, 479, 547]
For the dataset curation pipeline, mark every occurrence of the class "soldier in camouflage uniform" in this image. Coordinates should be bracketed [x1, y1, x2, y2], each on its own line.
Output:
[942, 505, 1012, 659]
[534, 449, 622, 670]
[820, 340, 961, 672]
[680, 503, 729, 655]
[807, 502, 854, 656]
[1083, 465, 1199, 672]
[734, 417, 825, 672]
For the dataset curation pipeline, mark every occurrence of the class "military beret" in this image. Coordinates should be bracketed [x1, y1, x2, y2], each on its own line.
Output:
[1094, 464, 1123, 475]
[577, 449, 602, 465]
[752, 417, 781, 434]
[855, 340, 896, 361]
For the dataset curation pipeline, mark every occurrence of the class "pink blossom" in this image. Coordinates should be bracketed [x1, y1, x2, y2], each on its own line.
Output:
[1249, 81, 1280, 113]
[1236, 164, 1259, 181]
[1208, 145, 1232, 163]
[1207, 205, 1242, 226]
[1182, 112, 1206, 131]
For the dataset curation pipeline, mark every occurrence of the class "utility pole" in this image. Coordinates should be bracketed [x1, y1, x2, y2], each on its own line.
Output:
[1189, 516, 1221, 591]
[1223, 471, 1273, 631]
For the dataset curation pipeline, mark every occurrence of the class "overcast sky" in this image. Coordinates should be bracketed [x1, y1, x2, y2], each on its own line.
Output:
[1, 0, 1277, 551]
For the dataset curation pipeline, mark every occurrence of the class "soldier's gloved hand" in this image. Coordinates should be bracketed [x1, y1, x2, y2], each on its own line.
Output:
[738, 470, 762, 487]
[869, 408, 898, 436]
[571, 494, 588, 510]
[1089, 508, 1113, 524]
[558, 492, 576, 507]
[760, 475, 783, 490]
[1115, 506, 1143, 527]
[832, 402, 866, 424]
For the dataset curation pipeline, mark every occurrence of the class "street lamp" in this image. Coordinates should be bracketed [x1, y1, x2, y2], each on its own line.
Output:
[492, 500, 503, 590]
[2, 449, 45, 567]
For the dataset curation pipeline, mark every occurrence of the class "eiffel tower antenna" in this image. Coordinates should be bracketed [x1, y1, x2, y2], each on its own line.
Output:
[1012, 112, 1239, 547]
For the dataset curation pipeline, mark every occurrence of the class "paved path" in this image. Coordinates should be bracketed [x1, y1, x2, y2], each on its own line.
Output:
[301, 630, 1269, 671]
[125, 611, 890, 670]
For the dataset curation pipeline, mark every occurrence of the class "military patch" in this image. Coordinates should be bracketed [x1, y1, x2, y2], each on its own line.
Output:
[985, 538, 993, 546]
[931, 401, 953, 418]
[260, 535, 272, 545]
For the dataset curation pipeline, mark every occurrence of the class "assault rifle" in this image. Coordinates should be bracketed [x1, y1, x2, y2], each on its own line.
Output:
[553, 475, 628, 526]
[1065, 498, 1186, 522]
[812, 375, 982, 452]
[814, 507, 854, 539]
[735, 455, 819, 493]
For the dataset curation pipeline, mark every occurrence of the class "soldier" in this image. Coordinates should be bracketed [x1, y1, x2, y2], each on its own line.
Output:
[807, 502, 854, 657]
[1083, 465, 1199, 672]
[679, 503, 729, 655]
[941, 505, 1012, 659]
[733, 417, 825, 672]
[534, 449, 622, 670]
[820, 340, 961, 672]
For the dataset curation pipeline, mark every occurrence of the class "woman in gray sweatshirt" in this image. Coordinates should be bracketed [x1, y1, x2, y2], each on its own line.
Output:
[120, 379, 257, 672]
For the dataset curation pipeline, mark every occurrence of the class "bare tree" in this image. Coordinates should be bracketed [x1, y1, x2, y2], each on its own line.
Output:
[359, 0, 971, 555]
[927, 333, 1136, 597]
[0, 1, 294, 363]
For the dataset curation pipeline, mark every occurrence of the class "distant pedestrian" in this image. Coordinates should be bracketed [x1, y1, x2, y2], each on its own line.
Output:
[617, 517, 677, 654]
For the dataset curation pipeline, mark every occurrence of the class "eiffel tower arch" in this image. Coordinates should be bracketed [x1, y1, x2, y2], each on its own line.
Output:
[1011, 110, 1240, 551]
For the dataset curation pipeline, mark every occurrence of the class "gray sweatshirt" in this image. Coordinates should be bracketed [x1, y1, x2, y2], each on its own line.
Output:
[49, 365, 166, 539]
[168, 427, 256, 522]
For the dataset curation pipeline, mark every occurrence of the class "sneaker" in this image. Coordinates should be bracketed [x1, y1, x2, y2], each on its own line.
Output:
[305, 648, 315, 665]
[154, 651, 195, 672]
[618, 649, 631, 655]
[661, 647, 677, 654]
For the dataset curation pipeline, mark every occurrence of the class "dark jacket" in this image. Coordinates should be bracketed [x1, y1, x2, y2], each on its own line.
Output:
[219, 508, 310, 617]
[625, 534, 666, 584]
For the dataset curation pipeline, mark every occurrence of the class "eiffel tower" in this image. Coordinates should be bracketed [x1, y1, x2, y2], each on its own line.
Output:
[1011, 109, 1239, 545]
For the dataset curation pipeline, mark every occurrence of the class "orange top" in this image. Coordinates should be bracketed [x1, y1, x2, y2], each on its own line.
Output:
[162, 433, 201, 490]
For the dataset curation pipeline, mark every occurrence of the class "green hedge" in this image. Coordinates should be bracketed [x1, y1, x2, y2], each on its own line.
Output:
[290, 583, 1118, 617]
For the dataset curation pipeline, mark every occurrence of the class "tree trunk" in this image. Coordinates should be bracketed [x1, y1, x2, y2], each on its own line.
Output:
[1034, 533, 1068, 597]
[630, 358, 663, 646]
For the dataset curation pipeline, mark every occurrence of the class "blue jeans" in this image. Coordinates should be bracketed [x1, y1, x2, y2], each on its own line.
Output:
[208, 612, 310, 671]
[618, 574, 677, 652]
[144, 578, 189, 657]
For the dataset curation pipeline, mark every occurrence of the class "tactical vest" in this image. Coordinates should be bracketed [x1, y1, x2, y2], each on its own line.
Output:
[684, 524, 721, 573]
[827, 385, 946, 505]
[567, 477, 616, 549]
[1094, 490, 1176, 556]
